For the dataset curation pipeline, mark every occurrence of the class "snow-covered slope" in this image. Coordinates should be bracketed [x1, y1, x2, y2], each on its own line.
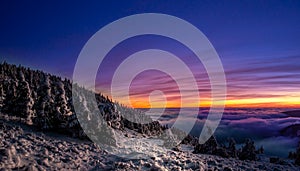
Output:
[1, 116, 298, 171]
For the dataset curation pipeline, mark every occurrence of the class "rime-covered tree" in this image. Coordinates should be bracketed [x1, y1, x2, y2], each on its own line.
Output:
[52, 80, 72, 128]
[35, 74, 54, 130]
[0, 83, 4, 110]
[15, 69, 35, 124]
[72, 86, 117, 145]
[0, 62, 165, 140]
[2, 79, 18, 115]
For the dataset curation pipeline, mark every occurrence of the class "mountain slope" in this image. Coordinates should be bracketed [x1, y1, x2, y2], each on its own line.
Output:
[0, 62, 163, 140]
[1, 62, 300, 170]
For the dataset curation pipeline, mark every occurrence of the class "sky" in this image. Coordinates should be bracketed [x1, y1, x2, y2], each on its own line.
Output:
[1, 0, 300, 108]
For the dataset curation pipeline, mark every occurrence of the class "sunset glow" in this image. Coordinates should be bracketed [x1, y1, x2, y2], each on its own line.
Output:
[116, 93, 300, 109]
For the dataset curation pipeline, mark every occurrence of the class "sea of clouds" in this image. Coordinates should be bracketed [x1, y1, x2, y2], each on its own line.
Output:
[144, 108, 300, 157]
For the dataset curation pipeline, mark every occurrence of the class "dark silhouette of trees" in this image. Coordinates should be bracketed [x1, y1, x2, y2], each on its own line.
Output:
[193, 137, 261, 161]
[238, 139, 257, 161]
[227, 138, 237, 158]
[295, 142, 300, 165]
[194, 135, 218, 154]
[289, 142, 300, 165]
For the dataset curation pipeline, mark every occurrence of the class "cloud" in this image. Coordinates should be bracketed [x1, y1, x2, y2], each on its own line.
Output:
[153, 108, 300, 157]
[256, 136, 299, 157]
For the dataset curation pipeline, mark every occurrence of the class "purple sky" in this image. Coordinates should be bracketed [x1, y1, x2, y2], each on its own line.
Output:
[1, 1, 300, 107]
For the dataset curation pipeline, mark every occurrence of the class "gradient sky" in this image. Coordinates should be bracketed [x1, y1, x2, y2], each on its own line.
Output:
[1, 0, 300, 108]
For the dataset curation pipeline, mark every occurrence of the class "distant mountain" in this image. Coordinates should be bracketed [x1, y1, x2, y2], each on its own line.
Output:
[282, 110, 300, 118]
[280, 124, 300, 137]
[280, 110, 300, 137]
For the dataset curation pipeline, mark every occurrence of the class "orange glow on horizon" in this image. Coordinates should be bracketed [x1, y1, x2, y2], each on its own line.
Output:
[120, 96, 300, 109]
[98, 89, 300, 109]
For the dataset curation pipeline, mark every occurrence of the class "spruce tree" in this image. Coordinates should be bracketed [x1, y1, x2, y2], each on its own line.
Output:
[238, 139, 257, 161]
[2, 79, 18, 116]
[35, 75, 54, 130]
[295, 142, 300, 165]
[0, 83, 4, 110]
[15, 70, 34, 124]
[228, 138, 237, 158]
[53, 80, 72, 128]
